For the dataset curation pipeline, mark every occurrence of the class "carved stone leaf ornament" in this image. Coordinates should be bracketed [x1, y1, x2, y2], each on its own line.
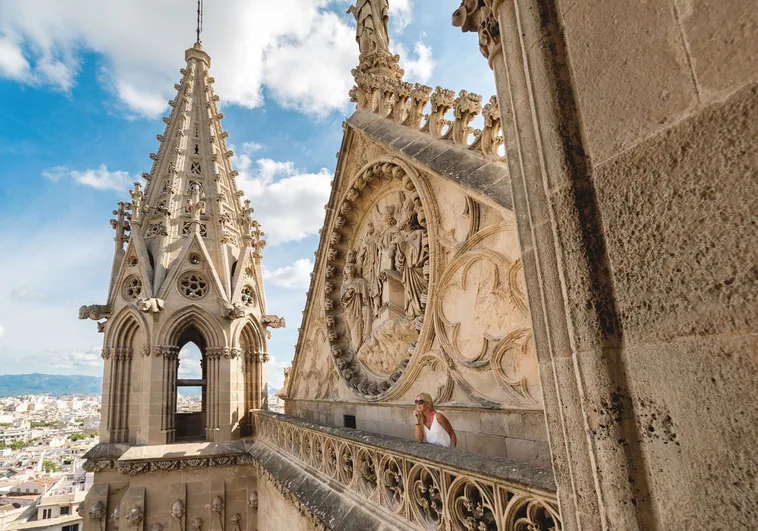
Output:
[324, 159, 434, 399]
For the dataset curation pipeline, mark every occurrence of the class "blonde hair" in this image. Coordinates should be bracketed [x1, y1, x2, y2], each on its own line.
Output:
[418, 392, 434, 409]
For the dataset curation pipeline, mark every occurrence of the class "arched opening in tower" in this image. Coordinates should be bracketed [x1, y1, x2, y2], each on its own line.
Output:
[175, 327, 208, 441]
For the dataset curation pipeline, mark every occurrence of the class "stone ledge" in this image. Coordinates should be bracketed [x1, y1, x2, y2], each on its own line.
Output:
[82, 440, 256, 475]
[251, 443, 400, 531]
[348, 111, 513, 210]
[254, 410, 556, 493]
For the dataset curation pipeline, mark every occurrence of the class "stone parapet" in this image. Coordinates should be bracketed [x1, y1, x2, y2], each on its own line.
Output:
[349, 73, 504, 161]
[252, 411, 560, 530]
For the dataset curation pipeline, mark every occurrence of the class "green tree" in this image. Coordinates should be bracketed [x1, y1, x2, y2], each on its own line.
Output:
[42, 460, 60, 473]
[10, 440, 25, 451]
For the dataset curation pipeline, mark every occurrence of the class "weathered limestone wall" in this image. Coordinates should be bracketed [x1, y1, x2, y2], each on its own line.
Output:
[256, 474, 321, 531]
[287, 399, 550, 466]
[83, 466, 257, 531]
[484, 0, 757, 529]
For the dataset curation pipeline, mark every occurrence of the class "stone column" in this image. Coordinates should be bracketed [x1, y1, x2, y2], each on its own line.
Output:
[115, 347, 133, 443]
[456, 1, 639, 528]
[206, 347, 223, 441]
[104, 347, 132, 444]
[157, 346, 179, 443]
[100, 348, 114, 441]
[243, 350, 256, 432]
[260, 353, 269, 410]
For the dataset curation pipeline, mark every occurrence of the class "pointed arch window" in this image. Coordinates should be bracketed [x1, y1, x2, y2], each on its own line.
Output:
[175, 335, 207, 441]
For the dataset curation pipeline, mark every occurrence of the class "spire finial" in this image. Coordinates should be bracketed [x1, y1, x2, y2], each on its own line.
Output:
[196, 0, 203, 44]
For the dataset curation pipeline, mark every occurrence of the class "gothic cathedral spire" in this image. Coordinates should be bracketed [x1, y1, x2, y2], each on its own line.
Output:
[81, 42, 279, 445]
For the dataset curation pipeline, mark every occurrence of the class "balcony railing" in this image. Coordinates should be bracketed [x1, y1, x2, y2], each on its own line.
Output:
[252, 411, 561, 531]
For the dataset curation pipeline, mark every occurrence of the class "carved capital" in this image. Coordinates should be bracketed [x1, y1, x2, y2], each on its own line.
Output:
[112, 347, 133, 361]
[206, 347, 227, 360]
[154, 345, 180, 360]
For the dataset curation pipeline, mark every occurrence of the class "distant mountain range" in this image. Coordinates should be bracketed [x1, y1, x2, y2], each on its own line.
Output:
[0, 374, 103, 397]
[0, 374, 280, 398]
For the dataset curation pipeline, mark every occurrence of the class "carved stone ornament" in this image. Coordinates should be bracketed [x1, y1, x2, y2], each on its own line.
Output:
[211, 496, 225, 531]
[324, 160, 430, 398]
[248, 491, 258, 512]
[151, 525, 163, 531]
[137, 297, 165, 313]
[170, 500, 185, 521]
[111, 506, 121, 531]
[79, 304, 111, 321]
[452, 0, 502, 68]
[224, 302, 246, 320]
[191, 518, 203, 531]
[262, 314, 286, 329]
[89, 500, 106, 521]
[126, 505, 143, 528]
[230, 513, 241, 531]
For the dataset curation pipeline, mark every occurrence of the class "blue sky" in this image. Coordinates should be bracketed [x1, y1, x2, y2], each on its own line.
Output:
[0, 0, 495, 389]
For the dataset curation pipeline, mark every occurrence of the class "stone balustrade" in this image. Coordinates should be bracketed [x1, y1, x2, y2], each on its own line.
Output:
[252, 411, 561, 531]
[349, 71, 504, 160]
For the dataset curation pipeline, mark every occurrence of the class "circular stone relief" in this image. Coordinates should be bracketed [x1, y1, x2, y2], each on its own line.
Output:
[122, 275, 143, 300]
[177, 271, 209, 300]
[324, 161, 430, 398]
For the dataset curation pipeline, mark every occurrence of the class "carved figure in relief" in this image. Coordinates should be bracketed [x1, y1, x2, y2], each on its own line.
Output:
[341, 252, 373, 346]
[392, 198, 429, 319]
[347, 0, 390, 56]
[378, 204, 400, 269]
[357, 219, 381, 317]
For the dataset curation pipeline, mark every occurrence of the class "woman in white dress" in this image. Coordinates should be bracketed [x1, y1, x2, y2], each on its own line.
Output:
[413, 393, 457, 448]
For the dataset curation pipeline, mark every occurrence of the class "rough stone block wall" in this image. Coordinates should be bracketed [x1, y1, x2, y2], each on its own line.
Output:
[561, 1, 758, 527]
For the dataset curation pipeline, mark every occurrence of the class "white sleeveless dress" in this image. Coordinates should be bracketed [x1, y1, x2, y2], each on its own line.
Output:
[423, 412, 451, 447]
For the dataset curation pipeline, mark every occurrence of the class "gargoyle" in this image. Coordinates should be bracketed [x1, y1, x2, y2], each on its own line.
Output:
[136, 298, 165, 313]
[262, 315, 286, 329]
[79, 304, 111, 321]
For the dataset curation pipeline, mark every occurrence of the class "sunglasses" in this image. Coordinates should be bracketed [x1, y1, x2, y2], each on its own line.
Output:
[414, 399, 427, 405]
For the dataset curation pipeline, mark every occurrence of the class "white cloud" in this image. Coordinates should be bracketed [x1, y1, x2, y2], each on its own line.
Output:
[42, 164, 134, 192]
[178, 343, 202, 379]
[0, 0, 360, 117]
[263, 259, 314, 290]
[0, 35, 30, 80]
[234, 148, 332, 245]
[52, 347, 103, 371]
[396, 39, 435, 83]
[241, 142, 265, 155]
[389, 0, 414, 32]
[0, 325, 5, 339]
